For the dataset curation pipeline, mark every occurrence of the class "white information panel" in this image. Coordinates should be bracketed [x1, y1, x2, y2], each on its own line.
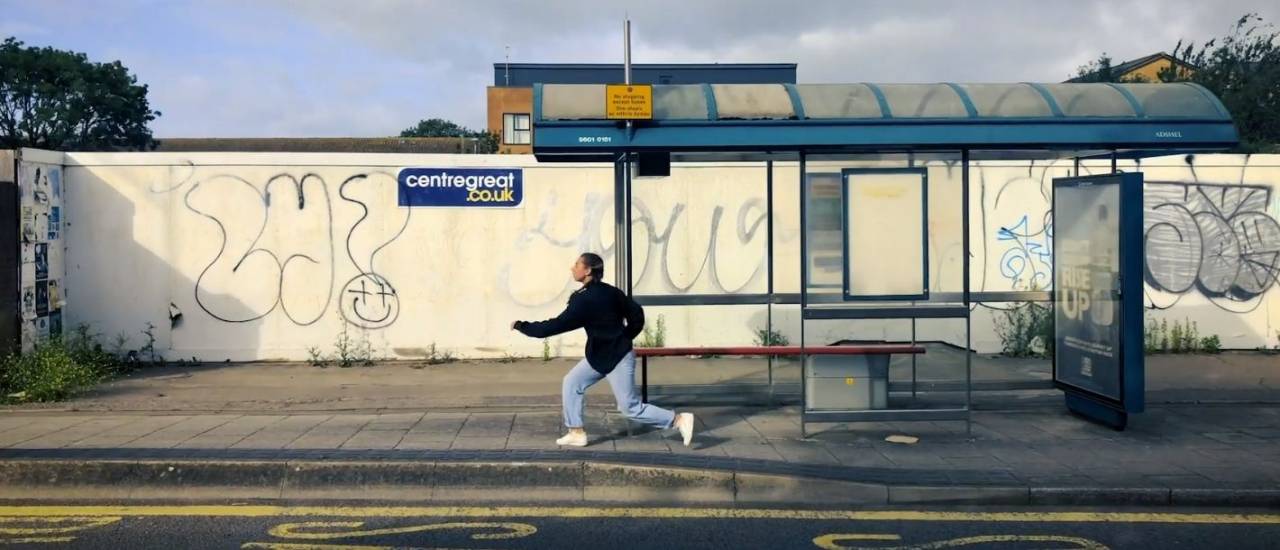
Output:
[843, 169, 928, 299]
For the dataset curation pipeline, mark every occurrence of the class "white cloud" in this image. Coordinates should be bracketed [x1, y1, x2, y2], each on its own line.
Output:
[18, 0, 1280, 137]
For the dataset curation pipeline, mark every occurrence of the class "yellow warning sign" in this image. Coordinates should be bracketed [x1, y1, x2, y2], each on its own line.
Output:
[606, 84, 653, 120]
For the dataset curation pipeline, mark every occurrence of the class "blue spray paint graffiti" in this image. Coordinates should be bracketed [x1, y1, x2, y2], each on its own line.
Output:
[996, 211, 1055, 290]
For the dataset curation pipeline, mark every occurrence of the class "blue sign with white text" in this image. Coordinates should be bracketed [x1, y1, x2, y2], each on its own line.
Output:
[398, 168, 523, 207]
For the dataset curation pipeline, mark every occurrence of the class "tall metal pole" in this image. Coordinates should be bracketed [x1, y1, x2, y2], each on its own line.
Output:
[799, 153, 808, 437]
[624, 18, 634, 138]
[622, 18, 634, 293]
[962, 149, 973, 436]
[766, 160, 775, 397]
[624, 17, 634, 294]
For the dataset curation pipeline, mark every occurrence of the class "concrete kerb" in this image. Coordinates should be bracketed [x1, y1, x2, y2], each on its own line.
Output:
[1, 459, 1279, 507]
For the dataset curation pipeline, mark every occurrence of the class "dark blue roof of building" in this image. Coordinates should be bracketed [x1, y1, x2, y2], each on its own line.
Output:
[493, 63, 796, 87]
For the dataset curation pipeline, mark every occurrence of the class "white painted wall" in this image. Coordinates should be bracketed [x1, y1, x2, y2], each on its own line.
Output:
[57, 152, 1280, 361]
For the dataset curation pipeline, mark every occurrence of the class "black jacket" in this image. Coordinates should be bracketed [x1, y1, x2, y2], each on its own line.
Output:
[514, 280, 644, 375]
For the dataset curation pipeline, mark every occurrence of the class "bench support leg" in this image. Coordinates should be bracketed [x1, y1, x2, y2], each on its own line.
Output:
[641, 356, 648, 404]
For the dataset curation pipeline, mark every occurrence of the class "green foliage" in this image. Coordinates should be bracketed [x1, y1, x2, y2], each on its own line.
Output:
[399, 119, 497, 153]
[308, 321, 376, 368]
[1159, 14, 1280, 152]
[474, 130, 499, 154]
[1, 324, 124, 403]
[1071, 53, 1151, 83]
[399, 118, 471, 138]
[1201, 335, 1222, 354]
[306, 346, 328, 368]
[424, 343, 456, 365]
[637, 314, 667, 348]
[0, 37, 159, 150]
[754, 327, 790, 347]
[994, 302, 1054, 358]
[331, 327, 374, 368]
[1145, 316, 1222, 354]
[140, 322, 160, 366]
[1071, 14, 1280, 151]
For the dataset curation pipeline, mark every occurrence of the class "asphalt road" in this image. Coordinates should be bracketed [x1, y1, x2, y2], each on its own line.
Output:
[2, 504, 1279, 549]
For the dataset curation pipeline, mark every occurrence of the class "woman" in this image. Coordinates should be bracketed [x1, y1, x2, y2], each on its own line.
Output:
[512, 252, 695, 447]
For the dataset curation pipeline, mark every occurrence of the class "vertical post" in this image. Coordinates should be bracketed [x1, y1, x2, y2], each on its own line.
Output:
[911, 319, 917, 401]
[908, 154, 917, 402]
[766, 160, 775, 396]
[642, 356, 648, 403]
[625, 154, 634, 294]
[624, 19, 633, 138]
[1111, 151, 1118, 174]
[621, 18, 635, 291]
[614, 156, 627, 286]
[798, 153, 808, 438]
[624, 19, 632, 85]
[1074, 156, 1080, 177]
[962, 149, 973, 436]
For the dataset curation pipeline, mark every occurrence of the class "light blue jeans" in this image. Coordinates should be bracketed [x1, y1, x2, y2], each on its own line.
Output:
[562, 351, 676, 430]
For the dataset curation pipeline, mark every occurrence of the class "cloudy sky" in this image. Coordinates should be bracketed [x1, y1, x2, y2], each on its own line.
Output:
[3, 0, 1276, 138]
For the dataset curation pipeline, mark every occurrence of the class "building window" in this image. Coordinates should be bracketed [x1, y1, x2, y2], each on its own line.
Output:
[503, 113, 531, 145]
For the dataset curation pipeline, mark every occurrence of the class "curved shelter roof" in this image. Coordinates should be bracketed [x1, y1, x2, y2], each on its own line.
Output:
[532, 82, 1237, 159]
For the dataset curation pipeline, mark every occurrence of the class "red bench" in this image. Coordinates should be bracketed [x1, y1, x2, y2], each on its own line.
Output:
[634, 345, 925, 403]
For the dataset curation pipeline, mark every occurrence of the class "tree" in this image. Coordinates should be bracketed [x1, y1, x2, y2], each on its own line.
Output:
[400, 118, 500, 153]
[1160, 14, 1280, 152]
[0, 37, 159, 151]
[474, 130, 499, 154]
[1069, 53, 1151, 83]
[399, 118, 472, 138]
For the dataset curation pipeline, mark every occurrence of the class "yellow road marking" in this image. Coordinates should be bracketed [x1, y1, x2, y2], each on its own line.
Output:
[267, 521, 535, 541]
[0, 516, 121, 534]
[814, 533, 1109, 550]
[813, 533, 902, 548]
[242, 544, 490, 550]
[0, 506, 1276, 524]
[0, 536, 76, 544]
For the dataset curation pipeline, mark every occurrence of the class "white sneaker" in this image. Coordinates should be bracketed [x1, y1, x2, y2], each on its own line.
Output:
[675, 413, 695, 447]
[555, 431, 588, 447]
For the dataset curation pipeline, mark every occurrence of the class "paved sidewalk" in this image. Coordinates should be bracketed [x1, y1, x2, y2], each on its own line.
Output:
[3, 350, 1279, 505]
[9, 349, 1277, 414]
[3, 403, 1280, 493]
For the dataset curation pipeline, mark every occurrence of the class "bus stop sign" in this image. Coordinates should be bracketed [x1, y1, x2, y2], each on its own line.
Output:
[605, 84, 653, 120]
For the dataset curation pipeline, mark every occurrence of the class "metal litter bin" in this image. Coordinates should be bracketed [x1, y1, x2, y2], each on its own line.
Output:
[804, 355, 890, 410]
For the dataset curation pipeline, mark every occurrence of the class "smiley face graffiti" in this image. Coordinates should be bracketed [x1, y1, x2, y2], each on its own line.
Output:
[341, 273, 400, 329]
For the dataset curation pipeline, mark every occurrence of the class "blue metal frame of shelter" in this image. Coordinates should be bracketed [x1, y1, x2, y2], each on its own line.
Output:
[532, 82, 1237, 437]
[534, 82, 1235, 161]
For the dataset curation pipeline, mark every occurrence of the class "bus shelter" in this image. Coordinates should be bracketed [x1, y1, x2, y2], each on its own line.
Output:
[532, 82, 1237, 434]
